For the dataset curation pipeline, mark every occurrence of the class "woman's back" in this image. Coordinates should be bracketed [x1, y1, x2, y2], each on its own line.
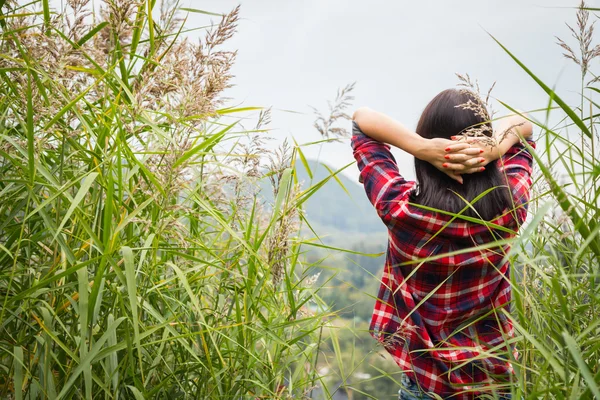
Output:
[350, 109, 535, 399]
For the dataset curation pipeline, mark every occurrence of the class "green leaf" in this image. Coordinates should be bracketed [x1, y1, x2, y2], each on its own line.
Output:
[172, 122, 235, 168]
[56, 318, 126, 399]
[76, 21, 109, 47]
[294, 137, 312, 179]
[0, 242, 13, 259]
[26, 74, 34, 185]
[563, 331, 600, 399]
[179, 7, 224, 17]
[302, 241, 384, 257]
[322, 164, 350, 196]
[53, 172, 99, 241]
[122, 246, 143, 381]
[107, 314, 119, 390]
[126, 386, 146, 400]
[42, 0, 50, 26]
[13, 346, 23, 400]
[487, 31, 592, 139]
[77, 265, 92, 398]
[112, 197, 154, 239]
[272, 168, 293, 221]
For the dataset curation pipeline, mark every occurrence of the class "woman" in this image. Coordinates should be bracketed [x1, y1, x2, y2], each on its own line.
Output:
[351, 88, 534, 400]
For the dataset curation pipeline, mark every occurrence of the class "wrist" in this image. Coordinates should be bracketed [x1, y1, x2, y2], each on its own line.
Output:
[412, 136, 431, 161]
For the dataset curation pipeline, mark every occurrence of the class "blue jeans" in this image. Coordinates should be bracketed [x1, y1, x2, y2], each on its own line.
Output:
[398, 374, 513, 400]
[398, 374, 434, 400]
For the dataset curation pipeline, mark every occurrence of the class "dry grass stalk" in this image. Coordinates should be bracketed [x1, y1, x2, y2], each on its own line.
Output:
[555, 0, 600, 82]
[266, 140, 300, 285]
[312, 82, 356, 142]
[454, 73, 525, 148]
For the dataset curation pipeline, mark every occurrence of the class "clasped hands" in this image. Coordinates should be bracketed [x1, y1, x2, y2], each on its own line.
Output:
[420, 136, 497, 184]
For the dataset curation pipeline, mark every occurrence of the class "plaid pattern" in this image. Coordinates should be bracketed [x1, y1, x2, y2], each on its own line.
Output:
[351, 121, 535, 399]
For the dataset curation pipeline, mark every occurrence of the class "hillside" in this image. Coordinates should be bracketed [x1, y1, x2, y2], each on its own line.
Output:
[260, 159, 388, 244]
[295, 160, 386, 234]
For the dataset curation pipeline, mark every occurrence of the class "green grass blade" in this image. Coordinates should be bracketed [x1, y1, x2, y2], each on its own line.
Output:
[293, 137, 312, 179]
[77, 266, 92, 398]
[53, 172, 99, 241]
[56, 317, 126, 399]
[172, 121, 235, 168]
[179, 7, 223, 16]
[127, 386, 146, 400]
[487, 31, 592, 139]
[13, 346, 23, 400]
[42, 0, 50, 26]
[76, 21, 109, 47]
[26, 74, 34, 185]
[147, 0, 155, 56]
[107, 314, 119, 391]
[122, 246, 143, 383]
[563, 331, 600, 399]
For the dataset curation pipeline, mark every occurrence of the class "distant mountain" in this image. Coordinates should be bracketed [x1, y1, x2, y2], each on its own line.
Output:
[260, 159, 388, 244]
[295, 160, 385, 234]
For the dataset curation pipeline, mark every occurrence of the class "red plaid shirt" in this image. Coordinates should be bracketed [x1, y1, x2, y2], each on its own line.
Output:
[351, 121, 535, 399]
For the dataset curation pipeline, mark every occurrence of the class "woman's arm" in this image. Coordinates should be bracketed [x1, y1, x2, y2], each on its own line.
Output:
[352, 107, 485, 183]
[352, 107, 429, 158]
[351, 121, 415, 229]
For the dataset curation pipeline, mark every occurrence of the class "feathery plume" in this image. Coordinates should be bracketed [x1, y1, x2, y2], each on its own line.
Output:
[555, 0, 600, 82]
[312, 82, 356, 142]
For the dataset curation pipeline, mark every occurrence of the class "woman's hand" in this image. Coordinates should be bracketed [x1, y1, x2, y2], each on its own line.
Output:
[446, 136, 501, 167]
[419, 138, 488, 184]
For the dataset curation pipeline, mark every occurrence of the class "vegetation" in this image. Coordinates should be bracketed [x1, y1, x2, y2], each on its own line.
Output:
[0, 0, 599, 399]
[0, 1, 341, 398]
[502, 3, 600, 398]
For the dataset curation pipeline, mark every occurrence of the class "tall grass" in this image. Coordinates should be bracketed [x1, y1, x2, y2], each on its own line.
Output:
[0, 1, 342, 398]
[1, 1, 599, 399]
[501, 3, 600, 398]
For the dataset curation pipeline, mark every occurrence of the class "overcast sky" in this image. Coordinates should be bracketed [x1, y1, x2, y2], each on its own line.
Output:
[46, 0, 590, 179]
[183, 0, 589, 181]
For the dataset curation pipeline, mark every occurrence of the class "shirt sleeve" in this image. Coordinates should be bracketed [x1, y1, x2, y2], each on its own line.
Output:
[351, 121, 415, 228]
[496, 138, 536, 226]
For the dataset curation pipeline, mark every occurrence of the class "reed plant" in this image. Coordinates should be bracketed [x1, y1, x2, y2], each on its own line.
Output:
[0, 1, 347, 398]
[502, 2, 600, 398]
[2, 0, 600, 399]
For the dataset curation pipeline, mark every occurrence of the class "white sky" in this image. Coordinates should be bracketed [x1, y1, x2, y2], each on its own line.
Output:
[186, 0, 588, 181]
[45, 0, 592, 180]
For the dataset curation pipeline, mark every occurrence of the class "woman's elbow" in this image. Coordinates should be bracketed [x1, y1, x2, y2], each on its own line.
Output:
[513, 110, 533, 139]
[352, 107, 373, 122]
[519, 120, 534, 139]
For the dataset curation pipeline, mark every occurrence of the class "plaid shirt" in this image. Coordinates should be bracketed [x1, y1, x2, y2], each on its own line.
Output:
[351, 121, 535, 399]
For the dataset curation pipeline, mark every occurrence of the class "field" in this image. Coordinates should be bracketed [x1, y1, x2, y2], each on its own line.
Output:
[0, 1, 599, 399]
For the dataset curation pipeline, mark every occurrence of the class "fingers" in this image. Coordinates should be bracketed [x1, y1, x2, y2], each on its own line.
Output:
[445, 143, 471, 153]
[463, 157, 487, 167]
[461, 147, 485, 155]
[442, 162, 486, 172]
[444, 152, 484, 162]
[445, 172, 464, 184]
[442, 163, 467, 171]
[445, 143, 485, 154]
[460, 166, 486, 174]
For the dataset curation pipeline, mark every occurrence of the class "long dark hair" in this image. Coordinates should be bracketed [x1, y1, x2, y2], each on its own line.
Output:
[411, 88, 512, 221]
